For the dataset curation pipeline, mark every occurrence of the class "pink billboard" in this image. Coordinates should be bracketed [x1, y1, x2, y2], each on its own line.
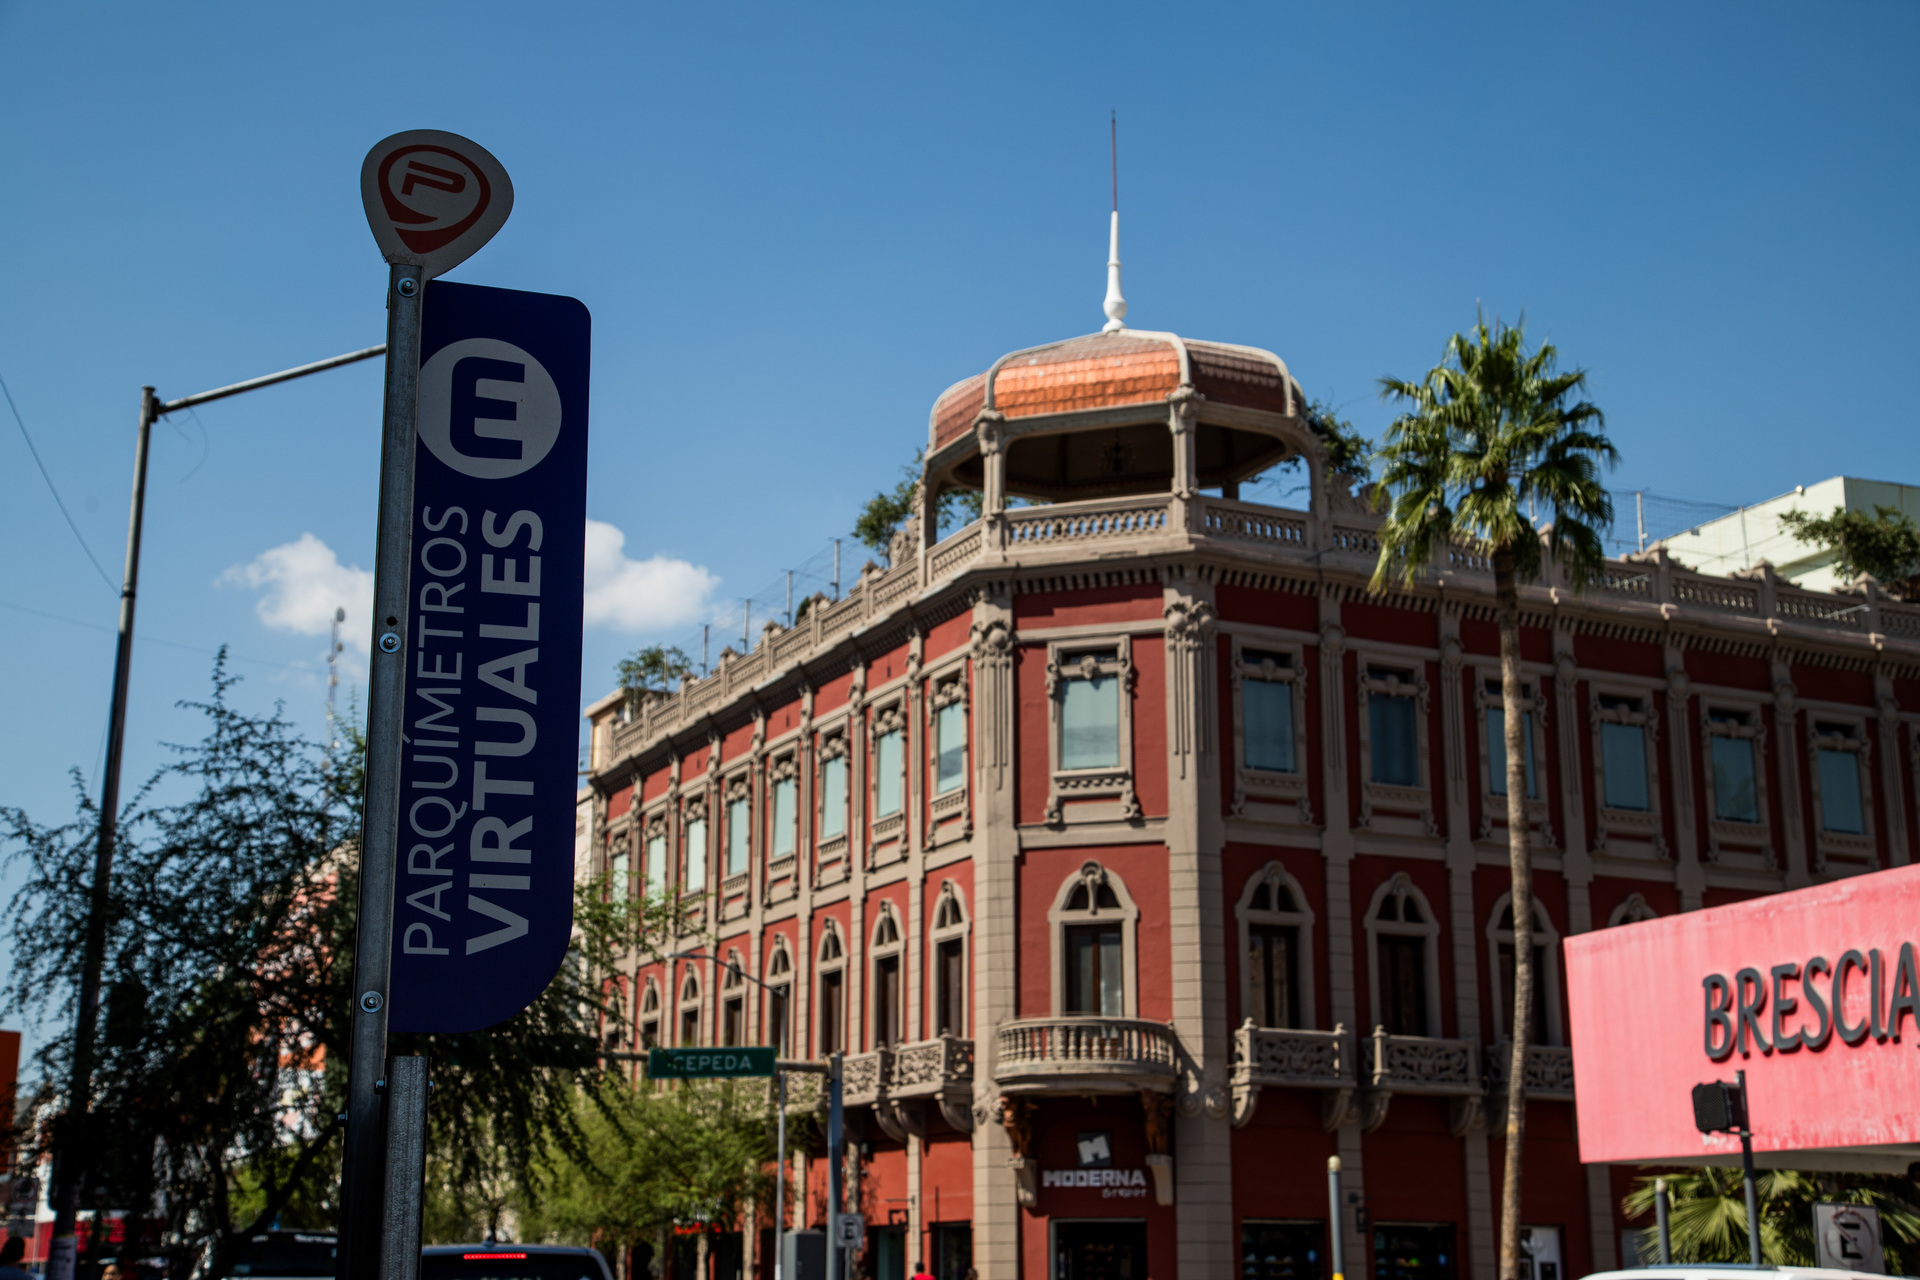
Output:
[1566, 865, 1920, 1168]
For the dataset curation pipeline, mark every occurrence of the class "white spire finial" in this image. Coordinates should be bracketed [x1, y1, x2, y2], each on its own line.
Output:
[1103, 113, 1126, 333]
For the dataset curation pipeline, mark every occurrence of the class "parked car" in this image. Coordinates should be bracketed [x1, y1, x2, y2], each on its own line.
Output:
[1582, 1268, 1896, 1280]
[420, 1245, 612, 1280]
[226, 1231, 338, 1280]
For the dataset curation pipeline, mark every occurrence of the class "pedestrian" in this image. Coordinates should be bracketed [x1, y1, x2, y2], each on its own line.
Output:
[910, 1263, 934, 1280]
[0, 1236, 30, 1280]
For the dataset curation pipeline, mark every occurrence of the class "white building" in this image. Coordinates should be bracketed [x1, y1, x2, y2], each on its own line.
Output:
[1657, 476, 1920, 590]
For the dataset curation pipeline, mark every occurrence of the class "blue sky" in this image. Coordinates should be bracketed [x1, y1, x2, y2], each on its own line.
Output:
[0, 3, 1914, 1037]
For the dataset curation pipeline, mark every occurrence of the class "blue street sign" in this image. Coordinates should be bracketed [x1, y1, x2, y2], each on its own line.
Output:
[388, 279, 591, 1032]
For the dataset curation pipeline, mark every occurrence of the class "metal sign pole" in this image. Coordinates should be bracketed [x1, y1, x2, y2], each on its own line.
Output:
[774, 1070, 787, 1280]
[1327, 1156, 1346, 1280]
[827, 1052, 843, 1280]
[378, 1057, 431, 1280]
[1654, 1177, 1671, 1265]
[1737, 1069, 1761, 1267]
[339, 264, 426, 1280]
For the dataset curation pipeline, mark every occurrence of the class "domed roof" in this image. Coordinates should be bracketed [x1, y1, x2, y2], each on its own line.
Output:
[929, 329, 1303, 454]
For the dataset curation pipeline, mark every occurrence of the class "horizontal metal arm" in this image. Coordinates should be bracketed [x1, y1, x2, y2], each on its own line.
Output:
[160, 344, 386, 413]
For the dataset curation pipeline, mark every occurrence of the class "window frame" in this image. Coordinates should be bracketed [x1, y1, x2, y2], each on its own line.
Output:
[928, 880, 971, 1038]
[1473, 669, 1552, 842]
[1353, 654, 1435, 836]
[868, 905, 905, 1050]
[1484, 893, 1562, 1047]
[1234, 861, 1317, 1030]
[1587, 683, 1666, 861]
[641, 810, 669, 901]
[1229, 636, 1312, 825]
[925, 662, 972, 849]
[869, 697, 910, 857]
[721, 772, 753, 891]
[676, 966, 704, 1048]
[1607, 892, 1659, 927]
[720, 950, 747, 1047]
[681, 796, 711, 898]
[763, 939, 794, 1055]
[815, 922, 847, 1056]
[1043, 636, 1139, 825]
[1806, 713, 1876, 869]
[1698, 700, 1774, 868]
[766, 752, 801, 872]
[1362, 873, 1443, 1039]
[815, 725, 852, 865]
[1046, 861, 1140, 1018]
[638, 977, 661, 1050]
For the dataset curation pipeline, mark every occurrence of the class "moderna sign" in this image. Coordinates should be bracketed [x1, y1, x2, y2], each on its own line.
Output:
[1566, 865, 1920, 1168]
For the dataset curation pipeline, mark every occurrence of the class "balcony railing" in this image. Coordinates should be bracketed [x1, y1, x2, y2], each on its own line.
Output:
[1367, 1028, 1479, 1095]
[1485, 1042, 1575, 1101]
[1231, 1022, 1354, 1089]
[995, 1016, 1179, 1093]
[842, 1048, 889, 1108]
[889, 1033, 975, 1099]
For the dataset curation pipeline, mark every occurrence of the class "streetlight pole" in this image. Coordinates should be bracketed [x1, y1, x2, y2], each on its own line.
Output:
[46, 344, 384, 1280]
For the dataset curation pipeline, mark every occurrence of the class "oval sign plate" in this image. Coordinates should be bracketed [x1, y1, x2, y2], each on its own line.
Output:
[360, 129, 514, 279]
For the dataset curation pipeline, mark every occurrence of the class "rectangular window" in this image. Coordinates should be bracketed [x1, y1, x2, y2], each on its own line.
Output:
[725, 797, 749, 877]
[1247, 923, 1300, 1029]
[722, 996, 744, 1047]
[874, 955, 901, 1047]
[936, 937, 965, 1036]
[1817, 730, 1865, 834]
[1709, 718, 1759, 822]
[767, 985, 790, 1054]
[680, 1004, 700, 1047]
[609, 850, 629, 901]
[639, 1019, 657, 1049]
[1376, 934, 1428, 1037]
[644, 833, 667, 899]
[1065, 922, 1124, 1016]
[1600, 710, 1650, 811]
[771, 777, 798, 858]
[1368, 672, 1419, 786]
[935, 701, 967, 794]
[821, 755, 848, 840]
[819, 971, 844, 1054]
[684, 816, 708, 892]
[875, 729, 904, 818]
[1486, 704, 1538, 799]
[1061, 652, 1121, 770]
[1244, 663, 1297, 774]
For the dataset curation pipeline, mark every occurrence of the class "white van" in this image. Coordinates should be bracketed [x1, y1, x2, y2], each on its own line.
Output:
[1584, 1267, 1892, 1280]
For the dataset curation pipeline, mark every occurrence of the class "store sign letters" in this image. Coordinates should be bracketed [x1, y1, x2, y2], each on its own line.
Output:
[1040, 1168, 1150, 1198]
[1702, 944, 1920, 1060]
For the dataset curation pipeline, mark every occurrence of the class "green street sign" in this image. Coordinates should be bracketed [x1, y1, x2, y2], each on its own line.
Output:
[647, 1046, 777, 1079]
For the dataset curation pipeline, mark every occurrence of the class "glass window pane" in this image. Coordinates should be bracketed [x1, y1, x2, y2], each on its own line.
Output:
[1601, 722, 1650, 810]
[1370, 694, 1419, 786]
[1099, 929, 1123, 1017]
[684, 818, 707, 892]
[875, 731, 903, 817]
[1245, 680, 1296, 773]
[821, 757, 848, 839]
[936, 703, 967, 794]
[609, 851, 628, 901]
[1061, 674, 1121, 769]
[1068, 928, 1097, 1014]
[1711, 736, 1759, 822]
[772, 779, 797, 858]
[645, 835, 666, 899]
[726, 798, 749, 876]
[1819, 749, 1865, 834]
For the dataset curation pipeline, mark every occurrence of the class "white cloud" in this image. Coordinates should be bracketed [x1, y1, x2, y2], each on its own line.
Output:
[221, 533, 376, 656]
[583, 518, 719, 632]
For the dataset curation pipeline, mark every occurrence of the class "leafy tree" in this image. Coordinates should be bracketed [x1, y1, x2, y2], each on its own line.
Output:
[855, 448, 990, 561]
[1302, 398, 1372, 481]
[0, 661, 633, 1276]
[1625, 1168, 1920, 1272]
[1779, 504, 1920, 599]
[618, 645, 696, 702]
[1371, 315, 1614, 1280]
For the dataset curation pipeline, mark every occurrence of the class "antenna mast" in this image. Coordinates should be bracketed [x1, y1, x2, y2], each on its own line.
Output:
[1102, 111, 1127, 333]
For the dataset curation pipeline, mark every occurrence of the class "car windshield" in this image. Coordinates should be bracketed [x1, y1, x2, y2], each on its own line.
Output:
[230, 1234, 337, 1277]
[421, 1253, 602, 1280]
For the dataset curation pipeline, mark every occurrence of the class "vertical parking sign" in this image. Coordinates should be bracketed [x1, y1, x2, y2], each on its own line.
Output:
[388, 279, 590, 1032]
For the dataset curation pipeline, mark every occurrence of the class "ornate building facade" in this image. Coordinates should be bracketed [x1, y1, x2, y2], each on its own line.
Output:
[581, 319, 1920, 1280]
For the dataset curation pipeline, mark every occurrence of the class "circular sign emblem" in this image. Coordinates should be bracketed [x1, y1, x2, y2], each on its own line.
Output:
[417, 339, 562, 479]
[360, 130, 514, 279]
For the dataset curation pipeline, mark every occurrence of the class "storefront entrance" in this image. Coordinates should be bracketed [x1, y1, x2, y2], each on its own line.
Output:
[1053, 1220, 1147, 1280]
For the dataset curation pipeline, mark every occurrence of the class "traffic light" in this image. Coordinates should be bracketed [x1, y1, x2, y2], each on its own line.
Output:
[1692, 1079, 1747, 1133]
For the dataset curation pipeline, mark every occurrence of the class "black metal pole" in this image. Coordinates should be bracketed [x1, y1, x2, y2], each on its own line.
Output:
[1654, 1177, 1671, 1265]
[1738, 1069, 1761, 1266]
[1328, 1156, 1347, 1280]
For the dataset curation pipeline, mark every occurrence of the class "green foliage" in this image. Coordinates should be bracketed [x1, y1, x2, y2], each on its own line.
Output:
[523, 1077, 782, 1259]
[854, 448, 989, 561]
[1371, 313, 1616, 592]
[1626, 1168, 1920, 1272]
[1302, 398, 1373, 481]
[0, 659, 628, 1274]
[618, 645, 696, 701]
[1779, 505, 1920, 597]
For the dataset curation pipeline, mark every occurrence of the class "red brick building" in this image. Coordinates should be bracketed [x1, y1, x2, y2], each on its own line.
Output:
[582, 314, 1920, 1280]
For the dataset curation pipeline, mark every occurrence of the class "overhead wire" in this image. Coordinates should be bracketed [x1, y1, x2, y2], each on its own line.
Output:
[0, 370, 118, 592]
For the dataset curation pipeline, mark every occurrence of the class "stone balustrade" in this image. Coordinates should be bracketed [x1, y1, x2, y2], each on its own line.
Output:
[1485, 1042, 1576, 1102]
[995, 1016, 1179, 1093]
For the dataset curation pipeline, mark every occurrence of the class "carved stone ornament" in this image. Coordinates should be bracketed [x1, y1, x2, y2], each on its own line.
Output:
[1164, 598, 1216, 651]
[969, 616, 1013, 668]
[931, 675, 967, 711]
[997, 1095, 1037, 1158]
[873, 701, 907, 737]
[724, 774, 751, 803]
[819, 732, 849, 762]
[974, 410, 1006, 457]
[683, 797, 707, 824]
[769, 754, 798, 783]
[1140, 1088, 1174, 1154]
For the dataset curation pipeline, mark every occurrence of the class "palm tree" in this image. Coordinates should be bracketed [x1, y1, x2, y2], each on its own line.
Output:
[1625, 1168, 1920, 1272]
[1371, 314, 1615, 1280]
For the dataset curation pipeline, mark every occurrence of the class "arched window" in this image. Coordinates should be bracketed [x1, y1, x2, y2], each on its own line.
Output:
[1048, 862, 1140, 1018]
[721, 950, 747, 1047]
[1487, 896, 1562, 1046]
[1608, 892, 1659, 928]
[639, 979, 660, 1049]
[817, 923, 847, 1055]
[678, 969, 703, 1047]
[1236, 863, 1316, 1029]
[930, 882, 970, 1038]
[764, 940, 793, 1054]
[870, 907, 905, 1048]
[1363, 874, 1441, 1038]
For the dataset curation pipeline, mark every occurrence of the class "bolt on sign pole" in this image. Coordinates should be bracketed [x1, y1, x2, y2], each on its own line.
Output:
[47, 342, 385, 1280]
[343, 129, 513, 1280]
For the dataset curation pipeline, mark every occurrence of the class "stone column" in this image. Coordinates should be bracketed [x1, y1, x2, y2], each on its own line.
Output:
[1163, 578, 1232, 1276]
[1876, 668, 1911, 867]
[1773, 659, 1810, 887]
[1168, 388, 1200, 532]
[1664, 651, 1705, 910]
[967, 590, 1021, 1279]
